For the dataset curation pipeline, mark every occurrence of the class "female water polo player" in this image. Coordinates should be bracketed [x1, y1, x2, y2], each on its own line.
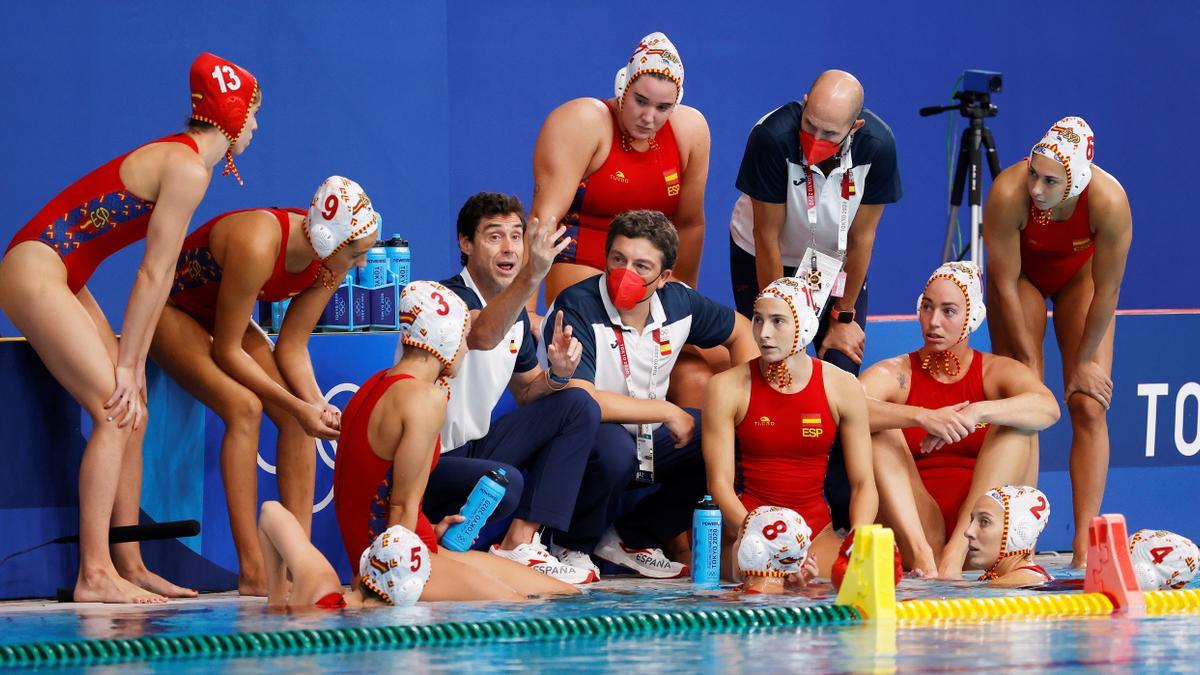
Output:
[334, 281, 577, 600]
[861, 263, 1059, 578]
[984, 117, 1131, 567]
[704, 277, 877, 577]
[0, 52, 259, 603]
[151, 176, 378, 594]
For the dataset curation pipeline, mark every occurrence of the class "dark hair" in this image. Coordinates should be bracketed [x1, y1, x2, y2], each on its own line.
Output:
[359, 582, 389, 606]
[456, 192, 527, 265]
[184, 117, 217, 132]
[605, 210, 678, 270]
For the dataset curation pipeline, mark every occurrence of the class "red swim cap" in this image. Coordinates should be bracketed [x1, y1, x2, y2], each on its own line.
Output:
[189, 52, 259, 184]
[830, 529, 904, 591]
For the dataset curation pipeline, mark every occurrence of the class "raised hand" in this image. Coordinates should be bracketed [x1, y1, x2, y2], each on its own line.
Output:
[522, 216, 571, 283]
[546, 310, 582, 380]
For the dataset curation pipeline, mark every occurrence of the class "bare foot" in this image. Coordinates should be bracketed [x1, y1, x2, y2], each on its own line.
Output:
[120, 567, 198, 598]
[239, 574, 270, 597]
[1069, 553, 1087, 569]
[913, 549, 938, 579]
[74, 569, 167, 604]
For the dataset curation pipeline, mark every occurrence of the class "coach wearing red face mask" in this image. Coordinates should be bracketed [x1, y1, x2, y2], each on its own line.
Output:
[547, 210, 756, 578]
[728, 69, 901, 535]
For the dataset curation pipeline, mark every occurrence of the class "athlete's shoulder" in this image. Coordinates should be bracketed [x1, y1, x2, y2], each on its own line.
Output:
[668, 104, 710, 137]
[544, 97, 612, 129]
[1087, 165, 1131, 214]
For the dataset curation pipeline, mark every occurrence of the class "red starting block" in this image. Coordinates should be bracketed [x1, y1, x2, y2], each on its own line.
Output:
[1083, 514, 1146, 616]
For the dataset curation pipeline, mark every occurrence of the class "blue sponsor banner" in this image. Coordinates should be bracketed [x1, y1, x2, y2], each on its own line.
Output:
[1, 313, 1197, 598]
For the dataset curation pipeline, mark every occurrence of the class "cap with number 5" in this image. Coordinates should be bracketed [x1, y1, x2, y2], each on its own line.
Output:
[359, 524, 431, 606]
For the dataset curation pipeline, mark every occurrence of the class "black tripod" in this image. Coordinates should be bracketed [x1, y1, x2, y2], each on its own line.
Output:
[920, 91, 1002, 265]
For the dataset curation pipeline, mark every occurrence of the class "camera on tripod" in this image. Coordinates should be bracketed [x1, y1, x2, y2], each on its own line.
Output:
[962, 69, 1002, 96]
[920, 69, 1005, 265]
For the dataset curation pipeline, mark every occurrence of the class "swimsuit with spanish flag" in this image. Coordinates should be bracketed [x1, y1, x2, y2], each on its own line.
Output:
[735, 358, 837, 535]
[557, 100, 682, 270]
[1020, 181, 1094, 297]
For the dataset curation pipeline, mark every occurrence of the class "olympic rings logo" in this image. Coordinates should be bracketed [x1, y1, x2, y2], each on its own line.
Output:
[255, 381, 359, 514]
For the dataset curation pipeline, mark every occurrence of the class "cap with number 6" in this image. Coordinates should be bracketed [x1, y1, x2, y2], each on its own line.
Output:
[359, 524, 430, 606]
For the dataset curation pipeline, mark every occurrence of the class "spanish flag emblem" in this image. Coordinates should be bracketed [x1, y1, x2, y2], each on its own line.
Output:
[664, 168, 681, 197]
[509, 337, 518, 354]
[653, 328, 672, 356]
[802, 413, 822, 425]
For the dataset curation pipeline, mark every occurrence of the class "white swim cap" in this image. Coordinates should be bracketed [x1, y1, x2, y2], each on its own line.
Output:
[305, 176, 381, 260]
[1130, 529, 1199, 591]
[917, 261, 986, 340]
[757, 277, 821, 352]
[397, 280, 470, 371]
[1030, 116, 1095, 202]
[614, 32, 684, 106]
[986, 485, 1050, 559]
[737, 506, 813, 578]
[358, 524, 430, 606]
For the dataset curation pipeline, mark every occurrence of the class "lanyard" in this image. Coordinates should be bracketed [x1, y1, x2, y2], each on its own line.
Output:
[802, 144, 856, 258]
[610, 324, 663, 400]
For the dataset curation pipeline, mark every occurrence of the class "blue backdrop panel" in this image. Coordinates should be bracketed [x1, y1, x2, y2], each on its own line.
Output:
[1, 1, 1195, 340]
[0, 1, 449, 337]
[2, 311, 1197, 598]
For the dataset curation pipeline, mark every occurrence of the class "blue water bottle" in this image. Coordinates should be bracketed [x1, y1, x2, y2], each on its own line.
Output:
[365, 244, 388, 289]
[440, 468, 510, 552]
[692, 495, 721, 588]
[386, 237, 411, 289]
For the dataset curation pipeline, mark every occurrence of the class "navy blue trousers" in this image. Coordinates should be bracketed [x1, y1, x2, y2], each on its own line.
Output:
[555, 408, 706, 552]
[729, 238, 868, 531]
[423, 387, 599, 531]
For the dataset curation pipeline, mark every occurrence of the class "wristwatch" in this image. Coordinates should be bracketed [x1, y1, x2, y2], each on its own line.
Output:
[831, 307, 856, 324]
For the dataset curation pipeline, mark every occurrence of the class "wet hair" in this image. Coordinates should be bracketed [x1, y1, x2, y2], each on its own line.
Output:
[605, 209, 678, 270]
[455, 192, 527, 265]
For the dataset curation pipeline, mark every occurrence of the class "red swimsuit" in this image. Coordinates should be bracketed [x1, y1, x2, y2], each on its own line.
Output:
[902, 351, 989, 535]
[557, 101, 682, 269]
[334, 371, 440, 567]
[1020, 184, 1094, 296]
[6, 134, 200, 293]
[169, 208, 320, 330]
[735, 358, 837, 535]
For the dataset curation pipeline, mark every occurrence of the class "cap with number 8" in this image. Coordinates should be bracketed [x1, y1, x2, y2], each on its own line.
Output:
[736, 506, 812, 578]
[359, 524, 431, 606]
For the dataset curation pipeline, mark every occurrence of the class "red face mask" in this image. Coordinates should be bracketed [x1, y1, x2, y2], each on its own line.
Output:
[799, 130, 846, 166]
[606, 267, 655, 311]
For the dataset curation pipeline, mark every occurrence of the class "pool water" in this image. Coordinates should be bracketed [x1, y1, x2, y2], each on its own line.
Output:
[2, 560, 1198, 672]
